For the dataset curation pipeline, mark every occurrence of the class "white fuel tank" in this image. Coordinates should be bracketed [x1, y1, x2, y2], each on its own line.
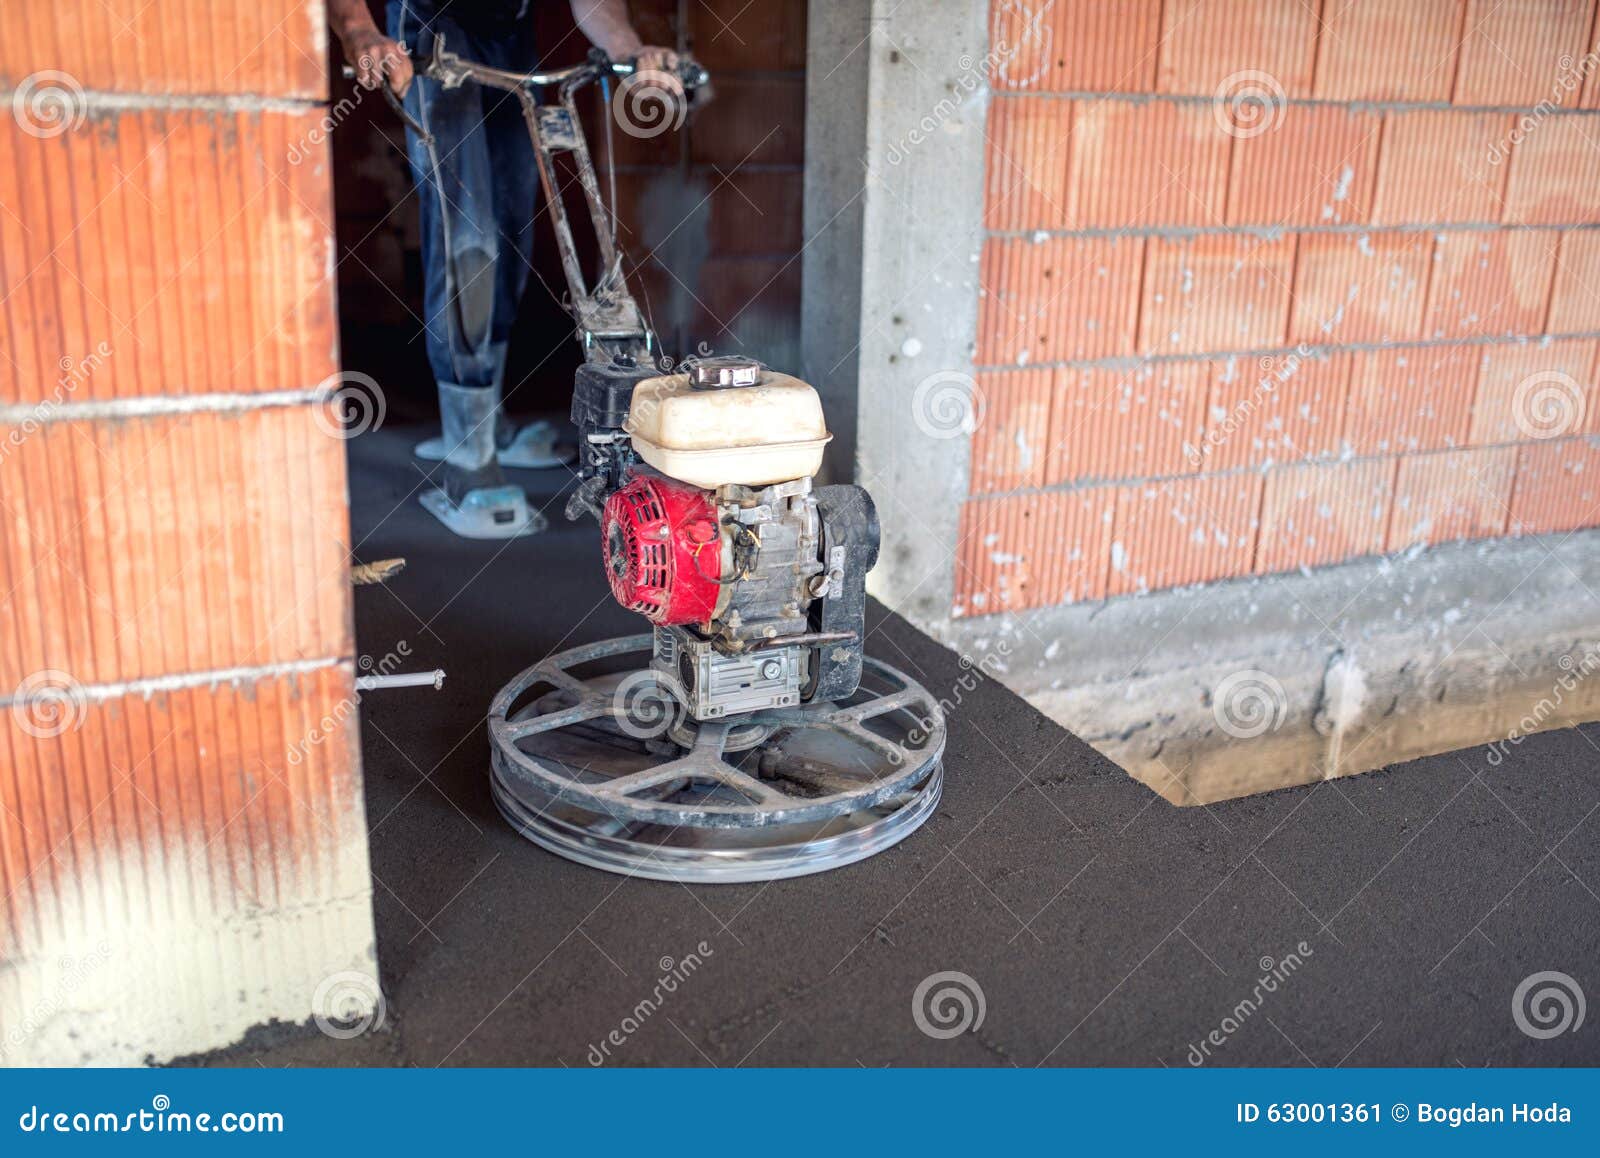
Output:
[624, 360, 832, 488]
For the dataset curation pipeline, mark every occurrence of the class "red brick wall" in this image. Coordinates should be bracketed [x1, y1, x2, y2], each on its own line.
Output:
[959, 0, 1600, 617]
[0, 2, 374, 1061]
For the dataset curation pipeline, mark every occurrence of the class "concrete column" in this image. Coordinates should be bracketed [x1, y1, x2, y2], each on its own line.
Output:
[802, 0, 989, 627]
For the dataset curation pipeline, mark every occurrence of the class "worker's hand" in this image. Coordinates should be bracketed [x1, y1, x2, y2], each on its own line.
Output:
[342, 28, 413, 97]
[630, 46, 685, 98]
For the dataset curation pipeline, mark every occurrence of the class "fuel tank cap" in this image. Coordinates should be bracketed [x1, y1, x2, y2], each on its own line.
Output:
[685, 355, 763, 390]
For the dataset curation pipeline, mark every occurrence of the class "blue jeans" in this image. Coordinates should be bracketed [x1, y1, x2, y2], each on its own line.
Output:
[388, 1, 538, 391]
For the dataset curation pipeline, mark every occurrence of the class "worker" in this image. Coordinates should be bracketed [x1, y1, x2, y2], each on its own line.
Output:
[326, 1, 684, 538]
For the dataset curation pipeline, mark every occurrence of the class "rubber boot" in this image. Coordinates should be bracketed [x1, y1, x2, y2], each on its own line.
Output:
[419, 383, 545, 539]
[413, 344, 574, 469]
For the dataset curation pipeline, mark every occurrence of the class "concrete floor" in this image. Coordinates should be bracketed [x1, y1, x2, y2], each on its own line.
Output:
[186, 423, 1600, 1066]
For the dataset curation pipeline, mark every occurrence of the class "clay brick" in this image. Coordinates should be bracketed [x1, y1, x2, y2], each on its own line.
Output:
[1157, 0, 1319, 97]
[689, 0, 807, 72]
[706, 172, 805, 256]
[0, 0, 325, 99]
[1067, 99, 1231, 228]
[977, 235, 1144, 365]
[1108, 473, 1263, 595]
[1345, 346, 1481, 454]
[1045, 362, 1209, 484]
[953, 490, 1116, 616]
[984, 97, 1073, 232]
[1422, 230, 1559, 338]
[1030, 0, 1163, 93]
[1545, 231, 1600, 331]
[1257, 458, 1397, 574]
[0, 109, 336, 406]
[0, 405, 353, 688]
[1314, 0, 1466, 102]
[0, 666, 368, 974]
[989, 0, 1054, 92]
[968, 368, 1053, 494]
[690, 257, 801, 357]
[689, 77, 804, 166]
[1199, 350, 1353, 470]
[1370, 111, 1514, 225]
[1138, 234, 1294, 355]
[1470, 338, 1598, 443]
[1387, 447, 1517, 549]
[1289, 233, 1431, 344]
[1454, 0, 1593, 106]
[1502, 118, 1600, 224]
[1509, 437, 1600, 534]
[1225, 105, 1381, 226]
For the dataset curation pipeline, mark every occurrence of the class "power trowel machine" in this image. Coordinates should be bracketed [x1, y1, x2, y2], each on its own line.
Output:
[403, 41, 946, 882]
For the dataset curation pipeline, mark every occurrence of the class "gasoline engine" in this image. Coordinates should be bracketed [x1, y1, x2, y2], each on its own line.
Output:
[426, 39, 946, 882]
[575, 355, 879, 721]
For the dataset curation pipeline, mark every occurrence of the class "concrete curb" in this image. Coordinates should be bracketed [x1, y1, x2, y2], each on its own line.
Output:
[928, 529, 1600, 804]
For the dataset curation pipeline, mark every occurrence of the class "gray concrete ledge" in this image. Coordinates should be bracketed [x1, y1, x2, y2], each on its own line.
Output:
[927, 530, 1600, 804]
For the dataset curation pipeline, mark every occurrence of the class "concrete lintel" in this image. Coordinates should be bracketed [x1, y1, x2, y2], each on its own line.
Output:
[930, 531, 1600, 804]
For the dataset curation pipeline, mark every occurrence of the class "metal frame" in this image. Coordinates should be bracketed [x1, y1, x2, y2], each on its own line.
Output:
[486, 635, 946, 882]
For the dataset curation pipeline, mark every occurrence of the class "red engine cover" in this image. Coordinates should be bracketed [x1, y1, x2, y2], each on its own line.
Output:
[600, 474, 722, 625]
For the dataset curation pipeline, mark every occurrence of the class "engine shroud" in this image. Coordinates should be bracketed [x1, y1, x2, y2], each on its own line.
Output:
[600, 474, 721, 626]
